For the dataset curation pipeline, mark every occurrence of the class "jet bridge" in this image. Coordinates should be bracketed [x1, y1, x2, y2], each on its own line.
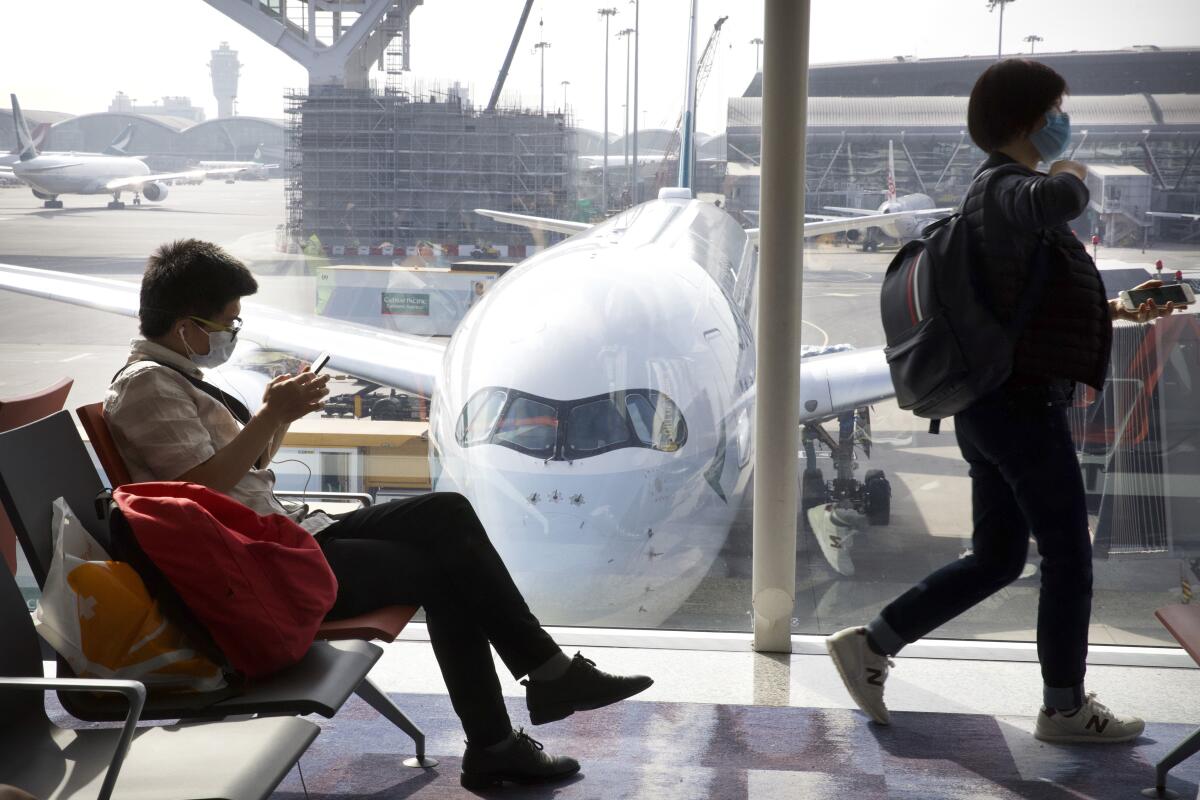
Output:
[1085, 164, 1153, 246]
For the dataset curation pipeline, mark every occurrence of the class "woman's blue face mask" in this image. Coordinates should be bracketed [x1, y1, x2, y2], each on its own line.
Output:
[1030, 110, 1071, 163]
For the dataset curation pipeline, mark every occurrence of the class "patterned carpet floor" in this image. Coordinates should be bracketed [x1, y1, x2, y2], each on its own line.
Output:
[266, 692, 1200, 799]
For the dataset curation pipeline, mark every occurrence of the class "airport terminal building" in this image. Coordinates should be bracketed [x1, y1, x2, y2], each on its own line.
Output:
[727, 48, 1200, 243]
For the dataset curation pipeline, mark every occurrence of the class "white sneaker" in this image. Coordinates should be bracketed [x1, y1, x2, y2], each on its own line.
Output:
[826, 626, 892, 724]
[1034, 693, 1145, 743]
[807, 504, 860, 576]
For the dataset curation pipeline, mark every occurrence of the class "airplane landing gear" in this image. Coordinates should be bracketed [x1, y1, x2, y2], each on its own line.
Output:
[132, 193, 141, 206]
[800, 407, 891, 526]
[107, 193, 126, 209]
[43, 198, 63, 209]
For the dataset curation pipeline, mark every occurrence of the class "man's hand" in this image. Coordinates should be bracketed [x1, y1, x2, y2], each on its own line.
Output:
[1110, 279, 1180, 323]
[1049, 159, 1087, 182]
[262, 372, 330, 424]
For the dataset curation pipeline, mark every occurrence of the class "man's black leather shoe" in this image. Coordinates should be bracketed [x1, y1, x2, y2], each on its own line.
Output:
[523, 652, 654, 725]
[460, 729, 580, 789]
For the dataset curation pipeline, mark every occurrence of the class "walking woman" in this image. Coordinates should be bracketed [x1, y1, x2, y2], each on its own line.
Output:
[827, 59, 1177, 742]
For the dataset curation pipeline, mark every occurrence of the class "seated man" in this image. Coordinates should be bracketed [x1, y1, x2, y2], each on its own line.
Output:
[104, 239, 653, 789]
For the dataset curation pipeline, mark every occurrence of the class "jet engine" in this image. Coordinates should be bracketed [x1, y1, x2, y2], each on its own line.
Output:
[142, 181, 169, 202]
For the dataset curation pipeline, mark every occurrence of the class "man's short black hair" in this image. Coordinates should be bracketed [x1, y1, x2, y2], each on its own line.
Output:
[967, 59, 1069, 153]
[139, 239, 258, 337]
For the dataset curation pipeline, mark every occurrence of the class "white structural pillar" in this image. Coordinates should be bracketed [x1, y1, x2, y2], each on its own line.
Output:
[199, 0, 419, 89]
[752, 0, 811, 653]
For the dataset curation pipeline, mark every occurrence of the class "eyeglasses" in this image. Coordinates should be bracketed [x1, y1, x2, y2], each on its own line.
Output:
[189, 315, 243, 338]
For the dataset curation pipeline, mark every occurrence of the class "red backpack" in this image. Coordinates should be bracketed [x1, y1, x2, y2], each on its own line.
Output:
[108, 482, 338, 679]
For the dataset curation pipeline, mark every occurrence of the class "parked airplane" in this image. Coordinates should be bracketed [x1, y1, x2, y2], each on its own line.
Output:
[820, 140, 954, 250]
[198, 144, 278, 182]
[0, 94, 246, 208]
[0, 186, 927, 623]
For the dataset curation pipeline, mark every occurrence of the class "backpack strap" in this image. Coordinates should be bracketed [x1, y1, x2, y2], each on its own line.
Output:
[113, 360, 252, 425]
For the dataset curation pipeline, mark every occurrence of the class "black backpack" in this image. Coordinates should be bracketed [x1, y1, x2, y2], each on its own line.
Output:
[880, 165, 1052, 431]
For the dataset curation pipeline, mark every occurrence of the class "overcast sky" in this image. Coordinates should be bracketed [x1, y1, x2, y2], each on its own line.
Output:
[5, 0, 1198, 135]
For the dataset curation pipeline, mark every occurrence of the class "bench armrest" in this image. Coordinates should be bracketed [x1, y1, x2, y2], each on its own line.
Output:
[0, 677, 145, 800]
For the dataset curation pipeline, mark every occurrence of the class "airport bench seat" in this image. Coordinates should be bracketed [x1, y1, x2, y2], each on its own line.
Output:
[76, 401, 419, 644]
[0, 378, 73, 575]
[1, 565, 320, 800]
[1147, 603, 1200, 797]
[0, 410, 433, 766]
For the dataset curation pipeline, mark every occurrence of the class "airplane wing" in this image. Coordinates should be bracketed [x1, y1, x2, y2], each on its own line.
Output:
[0, 263, 445, 396]
[742, 207, 956, 246]
[1147, 211, 1200, 222]
[475, 209, 592, 236]
[105, 166, 249, 191]
[800, 207, 955, 237]
[823, 206, 879, 215]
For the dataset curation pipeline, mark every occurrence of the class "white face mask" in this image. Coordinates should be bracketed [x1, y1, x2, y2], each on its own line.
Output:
[180, 324, 237, 369]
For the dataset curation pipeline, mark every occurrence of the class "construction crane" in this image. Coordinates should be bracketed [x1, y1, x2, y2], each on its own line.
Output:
[487, 0, 536, 112]
[654, 15, 728, 194]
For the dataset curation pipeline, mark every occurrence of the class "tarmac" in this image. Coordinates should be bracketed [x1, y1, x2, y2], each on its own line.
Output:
[2, 179, 1199, 645]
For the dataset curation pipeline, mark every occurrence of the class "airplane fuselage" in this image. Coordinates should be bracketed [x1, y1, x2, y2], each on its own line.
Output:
[429, 198, 757, 625]
[877, 193, 938, 239]
[12, 153, 151, 197]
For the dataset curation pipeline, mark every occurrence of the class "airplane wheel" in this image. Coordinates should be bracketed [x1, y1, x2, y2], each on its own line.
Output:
[864, 469, 891, 526]
[44, 200, 63, 209]
[370, 398, 404, 421]
[107, 200, 126, 210]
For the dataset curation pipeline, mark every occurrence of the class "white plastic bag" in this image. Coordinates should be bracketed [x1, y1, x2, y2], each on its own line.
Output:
[34, 498, 226, 691]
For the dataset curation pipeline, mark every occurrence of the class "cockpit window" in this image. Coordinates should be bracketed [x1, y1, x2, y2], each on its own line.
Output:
[456, 388, 507, 446]
[457, 386, 687, 461]
[566, 398, 631, 454]
[493, 396, 558, 458]
[626, 391, 686, 452]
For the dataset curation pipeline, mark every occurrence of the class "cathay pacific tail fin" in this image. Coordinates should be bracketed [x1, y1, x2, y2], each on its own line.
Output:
[9, 94, 38, 161]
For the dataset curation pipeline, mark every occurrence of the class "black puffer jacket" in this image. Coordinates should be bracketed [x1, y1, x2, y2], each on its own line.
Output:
[961, 152, 1112, 391]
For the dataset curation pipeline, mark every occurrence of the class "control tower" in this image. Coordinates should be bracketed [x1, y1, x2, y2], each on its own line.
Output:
[210, 42, 240, 118]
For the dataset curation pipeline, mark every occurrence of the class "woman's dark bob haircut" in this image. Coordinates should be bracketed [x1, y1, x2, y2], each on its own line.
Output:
[139, 239, 258, 337]
[967, 59, 1068, 153]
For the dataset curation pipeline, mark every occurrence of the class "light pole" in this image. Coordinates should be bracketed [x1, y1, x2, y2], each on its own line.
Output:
[751, 37, 764, 74]
[631, 0, 640, 204]
[599, 7, 618, 215]
[561, 80, 570, 112]
[987, 0, 1016, 60]
[1023, 34, 1042, 54]
[617, 27, 634, 198]
[534, 18, 551, 116]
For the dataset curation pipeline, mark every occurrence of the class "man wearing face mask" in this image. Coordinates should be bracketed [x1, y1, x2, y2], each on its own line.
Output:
[104, 239, 653, 789]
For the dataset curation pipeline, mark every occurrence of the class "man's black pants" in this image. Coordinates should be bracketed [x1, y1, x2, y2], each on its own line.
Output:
[867, 387, 1093, 710]
[315, 492, 560, 745]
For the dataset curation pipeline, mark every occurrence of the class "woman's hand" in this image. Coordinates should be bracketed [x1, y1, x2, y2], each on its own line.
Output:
[1109, 279, 1179, 323]
[1048, 160, 1087, 182]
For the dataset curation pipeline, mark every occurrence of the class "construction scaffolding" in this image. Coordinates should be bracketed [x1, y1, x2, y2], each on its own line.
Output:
[284, 84, 576, 253]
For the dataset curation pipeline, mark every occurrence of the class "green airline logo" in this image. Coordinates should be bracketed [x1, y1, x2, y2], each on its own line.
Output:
[381, 292, 431, 316]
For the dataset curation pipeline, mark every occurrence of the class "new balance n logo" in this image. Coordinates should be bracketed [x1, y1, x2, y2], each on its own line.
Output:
[866, 668, 885, 686]
[1085, 715, 1109, 734]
